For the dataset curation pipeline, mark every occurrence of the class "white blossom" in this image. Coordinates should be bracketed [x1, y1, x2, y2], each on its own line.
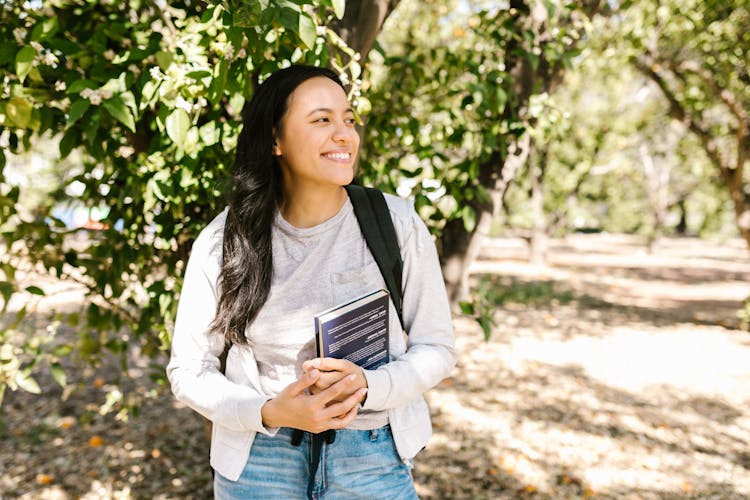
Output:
[175, 95, 192, 112]
[117, 145, 135, 158]
[149, 67, 162, 80]
[103, 49, 116, 61]
[13, 28, 27, 43]
[42, 52, 58, 68]
[81, 88, 102, 105]
[54, 80, 67, 91]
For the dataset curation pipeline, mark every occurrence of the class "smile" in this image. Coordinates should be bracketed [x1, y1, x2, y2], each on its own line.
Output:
[322, 152, 351, 160]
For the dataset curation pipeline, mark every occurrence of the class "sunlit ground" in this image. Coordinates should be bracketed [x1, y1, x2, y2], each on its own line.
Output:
[2, 234, 750, 499]
[416, 234, 750, 499]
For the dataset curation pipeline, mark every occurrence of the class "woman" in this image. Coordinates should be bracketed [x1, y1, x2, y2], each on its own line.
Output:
[167, 65, 456, 499]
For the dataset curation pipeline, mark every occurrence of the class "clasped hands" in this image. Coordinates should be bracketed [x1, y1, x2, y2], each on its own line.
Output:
[260, 358, 368, 434]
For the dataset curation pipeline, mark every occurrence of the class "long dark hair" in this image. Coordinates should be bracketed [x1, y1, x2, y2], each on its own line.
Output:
[211, 65, 345, 345]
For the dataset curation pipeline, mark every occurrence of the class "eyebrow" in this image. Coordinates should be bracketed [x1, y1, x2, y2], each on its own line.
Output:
[305, 107, 355, 117]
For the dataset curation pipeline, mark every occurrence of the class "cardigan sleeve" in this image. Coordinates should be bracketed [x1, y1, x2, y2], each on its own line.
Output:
[361, 197, 457, 411]
[166, 211, 276, 435]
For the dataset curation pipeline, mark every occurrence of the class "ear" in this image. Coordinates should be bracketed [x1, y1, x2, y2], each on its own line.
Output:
[272, 128, 282, 156]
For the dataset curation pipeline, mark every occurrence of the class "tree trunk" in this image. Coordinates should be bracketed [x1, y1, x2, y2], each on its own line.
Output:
[440, 135, 532, 303]
[330, 0, 401, 61]
[528, 143, 548, 266]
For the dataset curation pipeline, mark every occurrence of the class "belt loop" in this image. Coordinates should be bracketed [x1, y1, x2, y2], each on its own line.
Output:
[291, 428, 303, 446]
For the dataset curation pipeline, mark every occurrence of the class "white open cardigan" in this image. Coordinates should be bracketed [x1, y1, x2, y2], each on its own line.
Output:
[167, 194, 457, 481]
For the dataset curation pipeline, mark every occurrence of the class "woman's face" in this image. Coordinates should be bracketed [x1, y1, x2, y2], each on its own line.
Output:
[274, 77, 360, 192]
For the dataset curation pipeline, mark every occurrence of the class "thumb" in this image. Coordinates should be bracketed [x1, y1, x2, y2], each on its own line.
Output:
[287, 369, 320, 395]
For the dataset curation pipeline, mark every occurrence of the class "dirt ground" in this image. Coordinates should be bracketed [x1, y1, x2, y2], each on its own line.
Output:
[2, 233, 750, 499]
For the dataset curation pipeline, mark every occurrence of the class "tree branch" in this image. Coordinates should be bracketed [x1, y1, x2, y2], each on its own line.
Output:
[632, 57, 731, 181]
[673, 59, 748, 172]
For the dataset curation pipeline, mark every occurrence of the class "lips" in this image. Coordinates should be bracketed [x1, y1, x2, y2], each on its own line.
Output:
[321, 152, 351, 161]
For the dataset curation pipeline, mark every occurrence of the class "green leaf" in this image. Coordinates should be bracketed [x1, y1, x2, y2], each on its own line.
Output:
[0, 281, 13, 312]
[66, 79, 96, 94]
[31, 16, 60, 42]
[459, 301, 475, 315]
[50, 363, 67, 387]
[166, 108, 190, 149]
[15, 46, 36, 83]
[234, 2, 263, 28]
[199, 121, 219, 146]
[67, 98, 90, 127]
[25, 286, 45, 296]
[102, 95, 136, 132]
[15, 373, 42, 394]
[5, 96, 33, 129]
[298, 13, 317, 50]
[461, 205, 476, 232]
[59, 126, 77, 157]
[53, 344, 73, 357]
[332, 0, 345, 19]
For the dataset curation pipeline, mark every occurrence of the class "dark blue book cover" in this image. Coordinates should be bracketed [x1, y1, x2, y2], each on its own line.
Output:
[314, 289, 390, 370]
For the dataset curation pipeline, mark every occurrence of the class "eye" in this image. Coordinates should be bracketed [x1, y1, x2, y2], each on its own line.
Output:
[344, 116, 356, 125]
[314, 116, 330, 123]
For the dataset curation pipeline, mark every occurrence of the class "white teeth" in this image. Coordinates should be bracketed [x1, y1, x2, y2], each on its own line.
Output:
[323, 153, 350, 160]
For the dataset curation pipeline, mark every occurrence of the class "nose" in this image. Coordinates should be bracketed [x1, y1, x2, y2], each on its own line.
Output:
[332, 120, 356, 144]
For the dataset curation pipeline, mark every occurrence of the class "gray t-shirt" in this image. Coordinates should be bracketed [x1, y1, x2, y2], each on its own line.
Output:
[246, 198, 390, 429]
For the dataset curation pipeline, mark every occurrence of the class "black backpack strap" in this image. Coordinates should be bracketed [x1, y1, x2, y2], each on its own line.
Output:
[344, 184, 405, 331]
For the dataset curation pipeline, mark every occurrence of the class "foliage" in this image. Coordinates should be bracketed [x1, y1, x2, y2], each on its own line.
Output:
[0, 0, 360, 408]
[612, 0, 750, 247]
[534, 37, 736, 241]
[360, 0, 598, 235]
[460, 275, 574, 340]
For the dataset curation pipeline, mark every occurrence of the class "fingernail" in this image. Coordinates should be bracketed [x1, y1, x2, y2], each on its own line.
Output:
[309, 369, 319, 377]
[311, 358, 321, 367]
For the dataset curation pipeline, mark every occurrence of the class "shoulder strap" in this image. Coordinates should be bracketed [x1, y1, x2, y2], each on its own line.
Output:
[344, 184, 405, 331]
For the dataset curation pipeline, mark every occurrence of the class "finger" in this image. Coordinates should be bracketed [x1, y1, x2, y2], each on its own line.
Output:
[326, 391, 365, 428]
[286, 369, 320, 396]
[315, 371, 347, 389]
[315, 373, 357, 405]
[323, 387, 367, 419]
[302, 358, 322, 372]
[315, 357, 354, 372]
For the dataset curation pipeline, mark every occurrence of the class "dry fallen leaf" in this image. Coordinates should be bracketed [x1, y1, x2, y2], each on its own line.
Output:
[36, 474, 54, 485]
[93, 377, 105, 388]
[88, 435, 103, 447]
[151, 448, 161, 459]
[59, 417, 75, 430]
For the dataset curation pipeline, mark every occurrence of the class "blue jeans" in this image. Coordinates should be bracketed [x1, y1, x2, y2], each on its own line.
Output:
[213, 425, 418, 499]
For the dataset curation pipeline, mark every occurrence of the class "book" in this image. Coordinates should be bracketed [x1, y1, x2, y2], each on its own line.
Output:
[314, 289, 390, 370]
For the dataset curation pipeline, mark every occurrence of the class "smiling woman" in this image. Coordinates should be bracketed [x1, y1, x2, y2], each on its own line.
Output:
[166, 65, 456, 500]
[273, 76, 360, 228]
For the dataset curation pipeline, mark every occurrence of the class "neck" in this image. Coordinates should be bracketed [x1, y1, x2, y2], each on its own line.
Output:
[279, 184, 348, 228]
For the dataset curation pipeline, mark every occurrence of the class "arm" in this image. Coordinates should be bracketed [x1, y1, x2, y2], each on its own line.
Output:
[166, 219, 275, 434]
[359, 203, 457, 411]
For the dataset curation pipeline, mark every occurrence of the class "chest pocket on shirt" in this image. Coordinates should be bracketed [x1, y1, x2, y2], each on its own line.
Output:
[331, 262, 384, 305]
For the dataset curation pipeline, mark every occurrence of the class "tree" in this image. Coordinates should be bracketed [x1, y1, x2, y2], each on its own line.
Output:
[360, 0, 609, 306]
[617, 0, 750, 249]
[0, 0, 365, 408]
